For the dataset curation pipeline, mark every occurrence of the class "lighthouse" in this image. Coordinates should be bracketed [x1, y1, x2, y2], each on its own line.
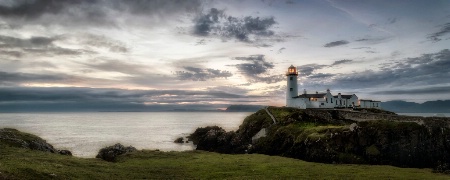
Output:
[286, 65, 298, 106]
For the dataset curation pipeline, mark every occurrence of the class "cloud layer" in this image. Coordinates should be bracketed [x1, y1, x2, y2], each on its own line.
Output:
[193, 8, 278, 44]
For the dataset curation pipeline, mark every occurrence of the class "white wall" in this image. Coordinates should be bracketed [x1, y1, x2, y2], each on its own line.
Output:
[286, 75, 298, 105]
[290, 98, 307, 109]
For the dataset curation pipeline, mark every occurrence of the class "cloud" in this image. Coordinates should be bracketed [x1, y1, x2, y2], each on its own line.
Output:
[234, 55, 274, 74]
[323, 40, 349, 47]
[306, 73, 334, 79]
[355, 36, 392, 45]
[331, 59, 353, 66]
[428, 22, 450, 42]
[233, 55, 283, 83]
[277, 47, 286, 54]
[0, 86, 269, 111]
[297, 64, 328, 76]
[0, 50, 22, 58]
[0, 71, 114, 87]
[0, 35, 90, 56]
[326, 49, 450, 89]
[175, 66, 232, 81]
[374, 86, 450, 95]
[387, 17, 397, 24]
[0, 35, 54, 48]
[193, 8, 278, 44]
[0, 0, 202, 27]
[80, 59, 151, 75]
[66, 34, 129, 53]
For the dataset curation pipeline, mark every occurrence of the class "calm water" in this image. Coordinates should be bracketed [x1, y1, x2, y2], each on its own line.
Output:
[398, 113, 450, 117]
[0, 112, 252, 157]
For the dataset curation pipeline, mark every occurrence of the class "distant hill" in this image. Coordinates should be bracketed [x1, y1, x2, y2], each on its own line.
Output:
[383, 100, 450, 113]
[225, 105, 265, 112]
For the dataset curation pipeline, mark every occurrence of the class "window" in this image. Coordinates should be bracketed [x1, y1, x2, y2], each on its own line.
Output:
[321, 103, 324, 105]
[326, 98, 328, 103]
[290, 77, 293, 80]
[290, 88, 293, 92]
[340, 100, 342, 105]
[336, 101, 337, 105]
[331, 98, 333, 103]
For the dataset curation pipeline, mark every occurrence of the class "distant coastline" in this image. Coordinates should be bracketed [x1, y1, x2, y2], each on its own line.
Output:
[0, 100, 449, 113]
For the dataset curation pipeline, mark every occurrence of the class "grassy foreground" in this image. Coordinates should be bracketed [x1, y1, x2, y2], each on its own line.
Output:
[0, 145, 449, 179]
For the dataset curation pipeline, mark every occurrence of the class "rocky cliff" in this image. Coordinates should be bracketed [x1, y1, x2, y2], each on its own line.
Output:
[188, 107, 450, 170]
[0, 128, 72, 155]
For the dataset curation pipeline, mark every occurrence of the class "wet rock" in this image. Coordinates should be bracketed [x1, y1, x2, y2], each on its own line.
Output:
[58, 150, 72, 156]
[96, 143, 137, 162]
[174, 137, 184, 143]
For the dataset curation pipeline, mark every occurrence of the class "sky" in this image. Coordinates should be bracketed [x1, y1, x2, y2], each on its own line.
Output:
[0, 0, 450, 111]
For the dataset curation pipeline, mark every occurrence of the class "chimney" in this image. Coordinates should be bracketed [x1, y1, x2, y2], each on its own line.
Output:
[303, 89, 307, 94]
[316, 91, 318, 94]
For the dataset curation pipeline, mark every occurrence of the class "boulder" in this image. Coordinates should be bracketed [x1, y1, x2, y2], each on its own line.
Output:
[174, 137, 184, 143]
[96, 143, 137, 162]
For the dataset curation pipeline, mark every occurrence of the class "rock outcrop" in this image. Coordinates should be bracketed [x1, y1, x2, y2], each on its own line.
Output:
[189, 107, 450, 169]
[0, 128, 72, 156]
[96, 143, 137, 162]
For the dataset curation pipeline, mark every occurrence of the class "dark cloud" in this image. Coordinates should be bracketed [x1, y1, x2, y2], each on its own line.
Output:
[0, 71, 65, 84]
[323, 40, 349, 47]
[0, 86, 267, 111]
[308, 73, 334, 79]
[387, 17, 397, 24]
[354, 36, 392, 44]
[297, 64, 327, 76]
[80, 59, 151, 75]
[0, 0, 76, 19]
[73, 34, 129, 53]
[331, 59, 353, 66]
[0, 50, 22, 58]
[277, 47, 286, 54]
[0, 0, 202, 26]
[352, 47, 371, 49]
[233, 55, 282, 83]
[234, 55, 273, 74]
[0, 71, 112, 86]
[374, 86, 450, 95]
[0, 35, 90, 56]
[325, 49, 450, 89]
[193, 8, 278, 44]
[0, 35, 54, 48]
[428, 22, 450, 42]
[175, 66, 232, 81]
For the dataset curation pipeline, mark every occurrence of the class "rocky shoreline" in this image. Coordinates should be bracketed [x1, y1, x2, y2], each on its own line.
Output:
[0, 128, 72, 156]
[187, 107, 450, 173]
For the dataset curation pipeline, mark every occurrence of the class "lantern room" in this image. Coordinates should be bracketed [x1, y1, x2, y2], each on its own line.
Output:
[286, 65, 298, 76]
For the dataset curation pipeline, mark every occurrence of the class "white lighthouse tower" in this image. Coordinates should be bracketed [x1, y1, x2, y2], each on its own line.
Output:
[286, 65, 298, 106]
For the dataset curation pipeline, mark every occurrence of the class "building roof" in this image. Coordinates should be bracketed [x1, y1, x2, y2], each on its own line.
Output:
[295, 93, 327, 98]
[360, 99, 381, 102]
[333, 94, 354, 99]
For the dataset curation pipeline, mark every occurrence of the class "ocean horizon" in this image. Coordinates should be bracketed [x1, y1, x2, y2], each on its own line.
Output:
[0, 112, 252, 157]
[1, 111, 448, 158]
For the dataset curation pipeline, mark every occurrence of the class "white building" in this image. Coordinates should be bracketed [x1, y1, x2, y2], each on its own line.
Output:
[359, 99, 381, 109]
[286, 65, 380, 109]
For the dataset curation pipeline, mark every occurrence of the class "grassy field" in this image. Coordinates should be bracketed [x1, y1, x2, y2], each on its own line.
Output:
[1, 145, 449, 179]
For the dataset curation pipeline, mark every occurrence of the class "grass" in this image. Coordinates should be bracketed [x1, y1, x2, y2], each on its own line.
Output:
[1, 145, 449, 179]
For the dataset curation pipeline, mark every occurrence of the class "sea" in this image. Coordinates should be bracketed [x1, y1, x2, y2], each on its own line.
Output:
[0, 112, 252, 158]
[1, 112, 449, 158]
